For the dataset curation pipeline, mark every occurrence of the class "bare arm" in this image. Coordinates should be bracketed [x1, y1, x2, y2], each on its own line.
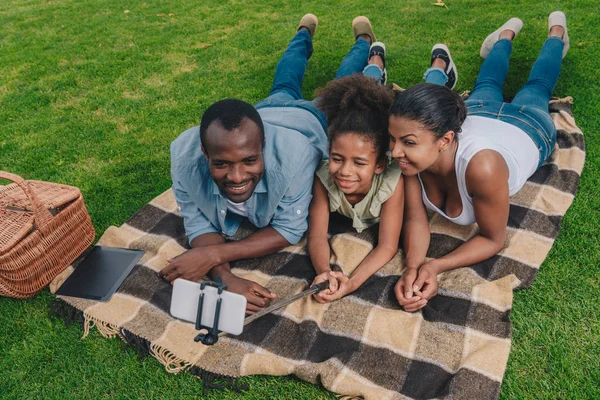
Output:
[425, 150, 509, 275]
[317, 176, 405, 302]
[160, 229, 285, 314]
[401, 174, 431, 270]
[394, 174, 431, 311]
[161, 227, 289, 281]
[215, 226, 290, 264]
[403, 151, 510, 312]
[348, 175, 404, 289]
[307, 178, 332, 275]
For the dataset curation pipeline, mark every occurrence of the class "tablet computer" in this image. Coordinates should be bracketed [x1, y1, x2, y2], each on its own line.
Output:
[55, 245, 144, 302]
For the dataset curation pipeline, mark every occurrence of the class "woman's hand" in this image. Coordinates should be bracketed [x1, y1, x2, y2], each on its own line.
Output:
[312, 271, 353, 303]
[395, 262, 439, 312]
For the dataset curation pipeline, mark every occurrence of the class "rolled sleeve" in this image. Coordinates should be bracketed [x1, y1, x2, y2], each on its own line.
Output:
[270, 147, 320, 245]
[172, 179, 218, 245]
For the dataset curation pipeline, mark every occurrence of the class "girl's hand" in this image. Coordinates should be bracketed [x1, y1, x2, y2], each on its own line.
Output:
[313, 271, 353, 303]
[312, 271, 339, 303]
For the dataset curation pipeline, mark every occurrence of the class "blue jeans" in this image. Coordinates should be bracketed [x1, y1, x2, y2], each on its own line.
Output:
[465, 37, 564, 167]
[423, 67, 449, 86]
[255, 31, 378, 128]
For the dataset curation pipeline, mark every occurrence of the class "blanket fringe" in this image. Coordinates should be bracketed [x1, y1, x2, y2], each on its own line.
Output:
[82, 313, 121, 340]
[120, 328, 151, 359]
[550, 96, 574, 104]
[49, 298, 85, 327]
[150, 342, 191, 374]
[189, 366, 250, 393]
[50, 299, 249, 393]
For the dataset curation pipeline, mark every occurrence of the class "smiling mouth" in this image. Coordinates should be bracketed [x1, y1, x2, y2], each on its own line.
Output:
[226, 181, 251, 194]
[397, 160, 411, 167]
[335, 178, 357, 189]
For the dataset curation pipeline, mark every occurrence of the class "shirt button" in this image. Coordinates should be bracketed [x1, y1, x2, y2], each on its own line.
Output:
[220, 210, 225, 214]
[296, 210, 301, 215]
[177, 206, 181, 211]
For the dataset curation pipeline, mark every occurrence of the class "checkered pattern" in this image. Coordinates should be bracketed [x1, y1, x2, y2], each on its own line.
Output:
[54, 99, 584, 399]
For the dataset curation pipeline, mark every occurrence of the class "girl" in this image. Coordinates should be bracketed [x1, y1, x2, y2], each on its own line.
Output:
[308, 74, 404, 303]
[388, 12, 570, 312]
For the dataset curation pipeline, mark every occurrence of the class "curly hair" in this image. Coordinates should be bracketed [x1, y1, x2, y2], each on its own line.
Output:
[316, 75, 394, 162]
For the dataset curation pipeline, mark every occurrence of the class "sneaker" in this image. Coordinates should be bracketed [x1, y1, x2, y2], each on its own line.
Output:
[431, 44, 458, 89]
[352, 16, 376, 44]
[368, 42, 387, 84]
[549, 11, 569, 59]
[297, 13, 318, 37]
[480, 17, 523, 58]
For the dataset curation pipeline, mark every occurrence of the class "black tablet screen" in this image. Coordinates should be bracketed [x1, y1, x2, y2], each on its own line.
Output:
[56, 246, 144, 301]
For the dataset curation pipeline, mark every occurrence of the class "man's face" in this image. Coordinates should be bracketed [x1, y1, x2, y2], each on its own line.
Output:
[203, 117, 264, 203]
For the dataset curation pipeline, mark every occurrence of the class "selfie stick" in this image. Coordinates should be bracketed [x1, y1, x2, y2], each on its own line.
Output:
[194, 280, 330, 344]
[193, 276, 227, 345]
[243, 280, 330, 326]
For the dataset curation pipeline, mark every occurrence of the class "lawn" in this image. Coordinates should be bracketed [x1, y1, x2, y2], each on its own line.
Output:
[1, 0, 599, 399]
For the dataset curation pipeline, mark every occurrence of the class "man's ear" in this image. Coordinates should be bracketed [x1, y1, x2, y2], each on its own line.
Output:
[201, 144, 208, 158]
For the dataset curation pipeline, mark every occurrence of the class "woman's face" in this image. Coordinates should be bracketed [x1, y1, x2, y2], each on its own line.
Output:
[388, 115, 448, 176]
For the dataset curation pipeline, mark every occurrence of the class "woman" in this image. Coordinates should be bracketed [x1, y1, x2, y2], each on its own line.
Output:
[389, 12, 570, 312]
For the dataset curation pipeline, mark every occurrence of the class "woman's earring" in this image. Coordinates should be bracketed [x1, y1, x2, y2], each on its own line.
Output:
[439, 147, 447, 153]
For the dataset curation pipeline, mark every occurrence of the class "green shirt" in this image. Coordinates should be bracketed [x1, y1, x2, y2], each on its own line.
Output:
[316, 160, 402, 232]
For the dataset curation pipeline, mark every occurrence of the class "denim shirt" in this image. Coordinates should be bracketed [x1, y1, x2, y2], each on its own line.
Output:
[170, 107, 327, 245]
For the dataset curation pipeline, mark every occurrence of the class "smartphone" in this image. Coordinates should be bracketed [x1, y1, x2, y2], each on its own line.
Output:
[170, 278, 246, 335]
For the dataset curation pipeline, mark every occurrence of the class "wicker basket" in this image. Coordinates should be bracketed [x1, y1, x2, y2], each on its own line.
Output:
[0, 171, 95, 298]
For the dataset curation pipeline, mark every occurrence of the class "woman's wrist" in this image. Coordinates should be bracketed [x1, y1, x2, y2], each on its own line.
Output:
[422, 259, 444, 274]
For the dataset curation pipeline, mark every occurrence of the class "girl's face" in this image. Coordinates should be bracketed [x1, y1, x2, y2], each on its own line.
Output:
[388, 115, 450, 176]
[329, 133, 385, 196]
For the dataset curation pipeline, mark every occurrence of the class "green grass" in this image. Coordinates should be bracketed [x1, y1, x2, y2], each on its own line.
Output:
[1, 0, 599, 399]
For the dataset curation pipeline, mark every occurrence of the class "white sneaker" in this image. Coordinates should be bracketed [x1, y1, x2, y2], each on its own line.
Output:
[480, 17, 523, 59]
[549, 11, 569, 59]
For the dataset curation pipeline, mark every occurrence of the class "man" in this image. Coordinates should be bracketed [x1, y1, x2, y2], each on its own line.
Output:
[161, 14, 384, 313]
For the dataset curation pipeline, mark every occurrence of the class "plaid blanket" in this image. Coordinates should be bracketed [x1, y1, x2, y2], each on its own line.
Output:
[52, 99, 584, 399]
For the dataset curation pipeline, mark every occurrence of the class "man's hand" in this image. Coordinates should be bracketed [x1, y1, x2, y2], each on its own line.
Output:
[220, 272, 277, 315]
[159, 246, 221, 283]
[394, 263, 439, 312]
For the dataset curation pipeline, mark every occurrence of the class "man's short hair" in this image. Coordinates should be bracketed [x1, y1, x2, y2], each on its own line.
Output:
[200, 99, 265, 150]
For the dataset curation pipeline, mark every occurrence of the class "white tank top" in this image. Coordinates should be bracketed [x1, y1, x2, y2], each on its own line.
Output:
[419, 116, 540, 225]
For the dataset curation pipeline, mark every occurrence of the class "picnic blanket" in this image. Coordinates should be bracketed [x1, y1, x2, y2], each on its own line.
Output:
[51, 99, 585, 399]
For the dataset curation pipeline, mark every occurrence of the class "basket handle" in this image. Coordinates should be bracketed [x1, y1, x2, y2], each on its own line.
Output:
[0, 171, 54, 235]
